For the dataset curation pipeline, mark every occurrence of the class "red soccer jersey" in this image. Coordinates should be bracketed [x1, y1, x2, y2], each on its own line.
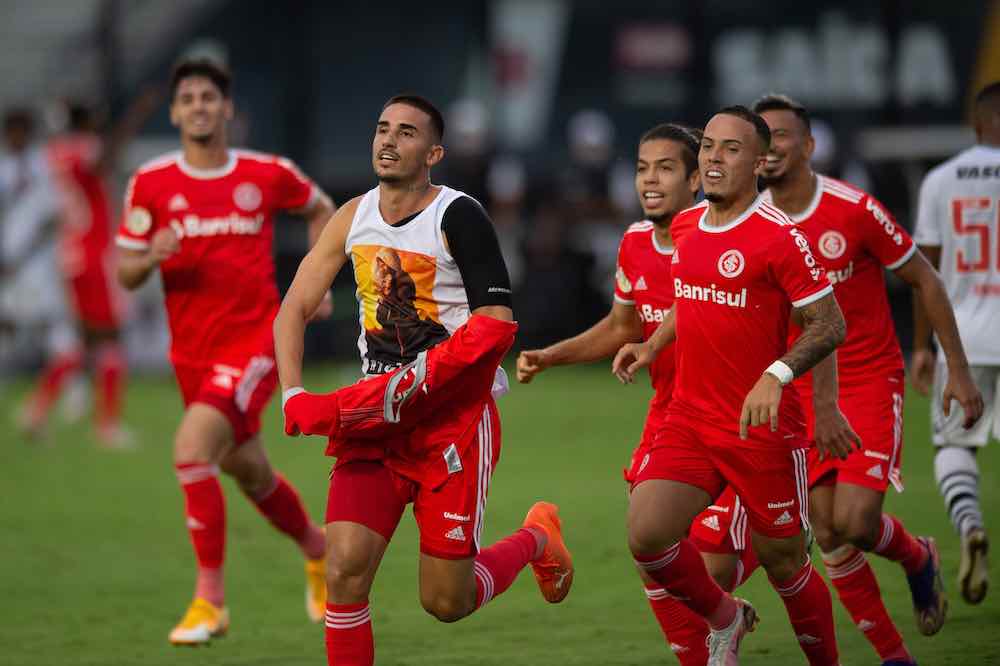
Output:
[48, 134, 113, 273]
[614, 221, 676, 406]
[668, 197, 832, 444]
[771, 176, 916, 406]
[116, 149, 317, 366]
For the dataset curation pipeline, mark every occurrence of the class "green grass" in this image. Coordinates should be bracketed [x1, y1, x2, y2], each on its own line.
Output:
[1, 362, 997, 665]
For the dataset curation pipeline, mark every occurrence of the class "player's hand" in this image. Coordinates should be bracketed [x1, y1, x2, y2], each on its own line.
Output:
[942, 364, 984, 429]
[283, 390, 338, 437]
[148, 228, 180, 265]
[309, 291, 334, 322]
[516, 349, 551, 383]
[739, 373, 783, 440]
[613, 342, 655, 384]
[813, 401, 861, 461]
[910, 348, 935, 396]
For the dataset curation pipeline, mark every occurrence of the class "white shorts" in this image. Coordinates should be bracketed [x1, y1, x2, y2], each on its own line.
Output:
[932, 362, 1000, 448]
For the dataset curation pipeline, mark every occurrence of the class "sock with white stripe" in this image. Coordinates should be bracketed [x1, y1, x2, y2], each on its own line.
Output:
[175, 463, 226, 606]
[822, 546, 910, 662]
[769, 560, 839, 665]
[642, 585, 709, 665]
[325, 601, 373, 666]
[473, 528, 540, 610]
[872, 514, 927, 575]
[935, 446, 984, 537]
[247, 473, 325, 559]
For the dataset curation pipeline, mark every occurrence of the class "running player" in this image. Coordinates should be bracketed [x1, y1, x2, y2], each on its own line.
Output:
[755, 94, 983, 659]
[115, 60, 333, 645]
[516, 123, 757, 665]
[912, 80, 1000, 605]
[614, 106, 847, 665]
[273, 94, 573, 666]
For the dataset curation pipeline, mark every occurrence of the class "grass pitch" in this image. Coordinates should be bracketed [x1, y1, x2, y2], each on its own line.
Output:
[1, 362, 997, 665]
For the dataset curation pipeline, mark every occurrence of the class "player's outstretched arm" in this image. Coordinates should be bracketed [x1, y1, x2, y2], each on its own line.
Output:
[274, 198, 357, 394]
[909, 245, 942, 395]
[116, 228, 179, 290]
[896, 249, 984, 427]
[612, 304, 675, 384]
[518, 302, 643, 383]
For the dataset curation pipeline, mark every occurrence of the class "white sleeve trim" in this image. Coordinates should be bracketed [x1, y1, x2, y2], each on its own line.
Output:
[282, 386, 305, 409]
[885, 243, 917, 271]
[613, 295, 635, 305]
[791, 283, 834, 308]
[116, 235, 149, 250]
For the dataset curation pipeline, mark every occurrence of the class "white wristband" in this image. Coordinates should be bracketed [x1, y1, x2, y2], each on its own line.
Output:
[282, 386, 305, 408]
[764, 360, 794, 386]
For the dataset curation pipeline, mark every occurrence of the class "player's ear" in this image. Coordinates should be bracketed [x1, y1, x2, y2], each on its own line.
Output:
[687, 166, 701, 195]
[804, 132, 816, 161]
[752, 151, 767, 177]
[168, 101, 181, 128]
[223, 98, 235, 122]
[426, 143, 445, 168]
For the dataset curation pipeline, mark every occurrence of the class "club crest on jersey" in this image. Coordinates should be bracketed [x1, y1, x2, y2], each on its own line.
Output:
[717, 249, 745, 278]
[616, 266, 633, 293]
[126, 207, 152, 235]
[818, 230, 847, 259]
[233, 182, 263, 211]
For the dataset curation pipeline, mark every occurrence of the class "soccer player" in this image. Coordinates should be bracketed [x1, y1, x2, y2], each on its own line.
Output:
[613, 106, 848, 665]
[754, 93, 983, 661]
[912, 80, 1000, 605]
[115, 60, 334, 645]
[273, 94, 573, 666]
[516, 123, 758, 664]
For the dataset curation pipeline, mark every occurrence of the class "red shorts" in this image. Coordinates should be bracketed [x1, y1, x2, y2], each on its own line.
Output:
[807, 370, 905, 493]
[623, 401, 669, 484]
[689, 486, 752, 555]
[326, 400, 501, 559]
[67, 259, 119, 329]
[635, 412, 809, 539]
[173, 355, 278, 444]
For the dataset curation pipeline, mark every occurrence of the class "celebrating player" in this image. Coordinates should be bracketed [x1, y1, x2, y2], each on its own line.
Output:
[912, 81, 1000, 605]
[755, 94, 982, 659]
[273, 94, 573, 666]
[614, 106, 847, 665]
[517, 123, 758, 664]
[115, 60, 334, 645]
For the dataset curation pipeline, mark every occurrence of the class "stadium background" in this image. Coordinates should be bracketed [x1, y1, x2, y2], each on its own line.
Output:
[1, 1, 999, 664]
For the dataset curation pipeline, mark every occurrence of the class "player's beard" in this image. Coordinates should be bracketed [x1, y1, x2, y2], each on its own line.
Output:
[704, 192, 724, 203]
[646, 210, 673, 226]
[758, 170, 785, 188]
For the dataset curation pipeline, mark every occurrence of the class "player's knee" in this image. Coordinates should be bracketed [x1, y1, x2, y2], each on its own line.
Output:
[754, 537, 805, 581]
[811, 522, 842, 554]
[833, 507, 881, 551]
[627, 518, 678, 556]
[173, 430, 212, 465]
[420, 593, 473, 623]
[325, 547, 375, 601]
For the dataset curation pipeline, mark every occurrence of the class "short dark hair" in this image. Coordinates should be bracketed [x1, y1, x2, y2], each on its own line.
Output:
[3, 107, 34, 133]
[752, 93, 811, 132]
[382, 94, 445, 142]
[67, 101, 96, 132]
[639, 123, 701, 176]
[975, 81, 1000, 107]
[170, 59, 232, 100]
[715, 105, 771, 151]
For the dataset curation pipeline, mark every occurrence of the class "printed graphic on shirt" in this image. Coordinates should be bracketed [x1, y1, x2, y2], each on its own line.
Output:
[352, 244, 449, 368]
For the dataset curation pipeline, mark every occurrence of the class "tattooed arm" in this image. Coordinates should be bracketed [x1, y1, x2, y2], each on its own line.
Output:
[738, 293, 845, 441]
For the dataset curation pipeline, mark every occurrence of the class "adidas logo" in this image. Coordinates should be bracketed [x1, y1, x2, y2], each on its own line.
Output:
[211, 374, 233, 390]
[701, 514, 721, 531]
[186, 516, 205, 530]
[857, 619, 876, 632]
[774, 510, 793, 526]
[168, 193, 189, 211]
[444, 526, 466, 542]
[866, 464, 884, 480]
[635, 276, 648, 290]
[797, 633, 822, 645]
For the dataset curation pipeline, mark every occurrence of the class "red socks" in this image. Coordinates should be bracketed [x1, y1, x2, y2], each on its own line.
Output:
[769, 561, 839, 665]
[26, 350, 83, 422]
[175, 463, 226, 605]
[249, 473, 325, 559]
[473, 528, 539, 609]
[823, 546, 910, 662]
[873, 514, 928, 575]
[633, 539, 736, 629]
[94, 342, 124, 430]
[325, 602, 374, 666]
[644, 586, 709, 665]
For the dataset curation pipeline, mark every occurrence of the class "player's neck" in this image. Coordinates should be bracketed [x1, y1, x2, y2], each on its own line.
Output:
[181, 136, 230, 170]
[378, 180, 440, 224]
[767, 169, 817, 217]
[705, 189, 758, 227]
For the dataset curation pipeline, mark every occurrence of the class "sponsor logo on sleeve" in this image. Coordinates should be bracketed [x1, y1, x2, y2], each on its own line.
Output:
[865, 199, 904, 245]
[789, 227, 823, 281]
[616, 266, 633, 293]
[126, 207, 152, 235]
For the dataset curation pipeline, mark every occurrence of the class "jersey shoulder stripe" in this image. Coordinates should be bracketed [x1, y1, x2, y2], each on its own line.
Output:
[134, 151, 180, 176]
[822, 177, 865, 204]
[232, 148, 289, 167]
[758, 200, 793, 226]
[677, 200, 709, 216]
[626, 220, 655, 234]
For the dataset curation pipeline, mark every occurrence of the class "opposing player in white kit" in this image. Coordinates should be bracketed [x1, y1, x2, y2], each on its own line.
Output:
[912, 81, 1000, 605]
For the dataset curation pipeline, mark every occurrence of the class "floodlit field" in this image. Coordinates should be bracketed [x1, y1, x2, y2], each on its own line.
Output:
[2, 362, 997, 665]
